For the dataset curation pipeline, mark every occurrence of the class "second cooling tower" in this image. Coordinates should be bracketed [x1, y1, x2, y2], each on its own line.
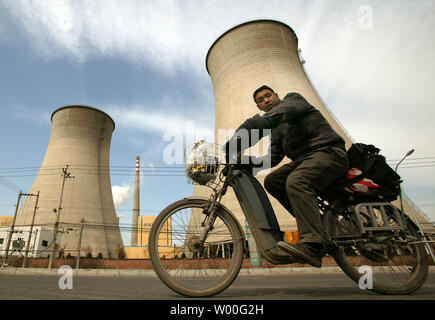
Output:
[15, 106, 125, 259]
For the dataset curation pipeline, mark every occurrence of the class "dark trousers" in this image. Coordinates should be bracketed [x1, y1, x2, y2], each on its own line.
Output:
[264, 146, 349, 245]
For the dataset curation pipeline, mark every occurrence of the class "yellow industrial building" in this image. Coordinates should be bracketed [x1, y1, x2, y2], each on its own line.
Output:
[0, 217, 13, 227]
[125, 216, 182, 259]
[124, 215, 299, 260]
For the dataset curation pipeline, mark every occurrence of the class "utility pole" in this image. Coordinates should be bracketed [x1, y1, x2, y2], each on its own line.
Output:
[2, 192, 23, 267]
[22, 191, 40, 268]
[76, 218, 84, 269]
[48, 166, 74, 269]
[32, 229, 38, 258]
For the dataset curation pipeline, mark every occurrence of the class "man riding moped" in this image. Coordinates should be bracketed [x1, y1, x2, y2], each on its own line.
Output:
[225, 85, 349, 268]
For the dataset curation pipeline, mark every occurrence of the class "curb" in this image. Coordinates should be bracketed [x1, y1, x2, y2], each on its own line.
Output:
[0, 267, 158, 277]
[239, 266, 344, 275]
[1, 266, 434, 277]
[0, 267, 342, 277]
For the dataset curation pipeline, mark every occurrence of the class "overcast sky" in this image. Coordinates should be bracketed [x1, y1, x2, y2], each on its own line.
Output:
[0, 0, 434, 233]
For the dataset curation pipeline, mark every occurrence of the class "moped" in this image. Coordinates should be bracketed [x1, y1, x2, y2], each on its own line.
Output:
[148, 141, 429, 297]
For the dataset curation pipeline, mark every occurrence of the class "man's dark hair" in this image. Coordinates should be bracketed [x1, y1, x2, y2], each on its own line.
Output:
[253, 85, 275, 103]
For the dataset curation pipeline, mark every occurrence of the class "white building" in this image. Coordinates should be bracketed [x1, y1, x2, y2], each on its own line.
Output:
[0, 226, 56, 258]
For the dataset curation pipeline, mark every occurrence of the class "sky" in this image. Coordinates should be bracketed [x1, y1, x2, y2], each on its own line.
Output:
[0, 0, 434, 238]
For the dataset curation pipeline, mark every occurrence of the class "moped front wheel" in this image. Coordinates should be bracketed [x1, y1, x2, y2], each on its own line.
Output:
[148, 198, 245, 297]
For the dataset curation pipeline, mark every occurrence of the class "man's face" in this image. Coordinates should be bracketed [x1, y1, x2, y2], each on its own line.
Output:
[255, 89, 280, 112]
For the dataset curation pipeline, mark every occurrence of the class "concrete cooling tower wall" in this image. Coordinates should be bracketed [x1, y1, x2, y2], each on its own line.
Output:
[206, 20, 352, 147]
[196, 20, 352, 231]
[15, 106, 125, 258]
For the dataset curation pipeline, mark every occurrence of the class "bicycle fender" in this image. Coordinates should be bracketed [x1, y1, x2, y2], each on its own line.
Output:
[231, 171, 284, 251]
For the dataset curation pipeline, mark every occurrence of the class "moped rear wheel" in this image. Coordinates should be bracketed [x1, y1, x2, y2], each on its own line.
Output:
[327, 205, 429, 295]
[148, 198, 245, 297]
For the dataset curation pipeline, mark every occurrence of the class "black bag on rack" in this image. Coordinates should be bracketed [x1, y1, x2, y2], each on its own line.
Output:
[346, 143, 401, 200]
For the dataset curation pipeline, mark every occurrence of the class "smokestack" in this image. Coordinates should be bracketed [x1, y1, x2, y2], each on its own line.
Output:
[131, 156, 140, 246]
[15, 105, 125, 258]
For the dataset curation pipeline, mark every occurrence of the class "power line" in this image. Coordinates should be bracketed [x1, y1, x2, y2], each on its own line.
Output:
[0, 164, 184, 170]
[0, 156, 434, 171]
[397, 165, 435, 169]
[0, 164, 187, 178]
[4, 162, 435, 172]
[0, 176, 24, 193]
[387, 156, 435, 162]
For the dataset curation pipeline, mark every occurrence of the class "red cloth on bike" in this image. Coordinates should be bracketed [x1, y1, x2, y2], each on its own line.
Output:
[344, 168, 380, 195]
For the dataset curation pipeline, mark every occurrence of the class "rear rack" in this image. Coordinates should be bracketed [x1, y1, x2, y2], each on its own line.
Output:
[353, 202, 405, 234]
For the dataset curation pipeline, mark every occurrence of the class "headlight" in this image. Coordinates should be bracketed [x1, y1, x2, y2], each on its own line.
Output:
[185, 140, 223, 186]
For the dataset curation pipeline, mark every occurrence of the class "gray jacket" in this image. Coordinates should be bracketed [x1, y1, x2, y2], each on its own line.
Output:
[235, 92, 345, 166]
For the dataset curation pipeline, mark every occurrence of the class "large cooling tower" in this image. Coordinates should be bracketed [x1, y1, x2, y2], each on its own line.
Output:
[198, 20, 354, 231]
[15, 106, 125, 258]
[202, 19, 432, 233]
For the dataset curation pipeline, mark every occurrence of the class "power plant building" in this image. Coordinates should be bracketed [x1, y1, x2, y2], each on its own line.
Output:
[14, 106, 125, 259]
[124, 216, 175, 259]
[0, 225, 55, 258]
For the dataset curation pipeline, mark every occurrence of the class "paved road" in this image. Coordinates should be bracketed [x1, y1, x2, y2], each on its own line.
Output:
[0, 270, 434, 300]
